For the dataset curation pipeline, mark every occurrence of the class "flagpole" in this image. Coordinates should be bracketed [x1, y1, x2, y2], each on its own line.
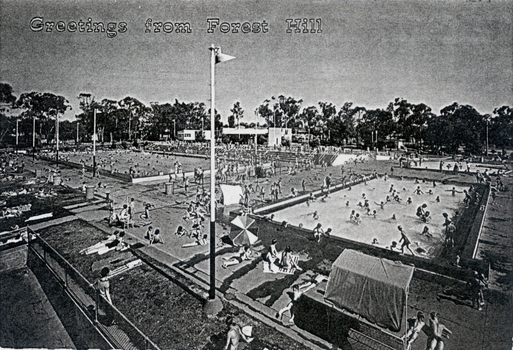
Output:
[205, 44, 234, 317]
[209, 44, 216, 301]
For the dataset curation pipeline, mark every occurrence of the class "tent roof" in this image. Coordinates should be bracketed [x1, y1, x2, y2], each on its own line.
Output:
[331, 249, 414, 291]
[325, 249, 415, 331]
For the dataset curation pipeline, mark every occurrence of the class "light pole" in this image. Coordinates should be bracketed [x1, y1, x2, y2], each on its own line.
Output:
[485, 117, 490, 156]
[128, 110, 132, 141]
[32, 116, 36, 160]
[93, 108, 97, 177]
[55, 113, 59, 168]
[15, 118, 19, 154]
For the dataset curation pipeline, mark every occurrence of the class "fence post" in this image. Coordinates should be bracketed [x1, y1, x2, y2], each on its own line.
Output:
[95, 289, 99, 323]
[64, 263, 68, 289]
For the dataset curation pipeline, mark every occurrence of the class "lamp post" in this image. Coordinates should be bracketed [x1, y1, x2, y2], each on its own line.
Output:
[93, 108, 97, 177]
[128, 110, 132, 141]
[32, 116, 36, 160]
[485, 117, 490, 157]
[15, 118, 19, 154]
[55, 113, 59, 168]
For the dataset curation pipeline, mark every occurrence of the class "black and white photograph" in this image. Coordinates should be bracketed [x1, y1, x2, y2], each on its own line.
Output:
[0, 0, 512, 349]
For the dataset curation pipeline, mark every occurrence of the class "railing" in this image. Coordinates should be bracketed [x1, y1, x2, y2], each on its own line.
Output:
[27, 229, 160, 350]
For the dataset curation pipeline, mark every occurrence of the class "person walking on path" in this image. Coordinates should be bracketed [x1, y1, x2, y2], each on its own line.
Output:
[91, 267, 114, 325]
[469, 270, 487, 311]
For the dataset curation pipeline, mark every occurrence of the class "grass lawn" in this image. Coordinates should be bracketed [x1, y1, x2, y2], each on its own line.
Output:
[38, 219, 310, 350]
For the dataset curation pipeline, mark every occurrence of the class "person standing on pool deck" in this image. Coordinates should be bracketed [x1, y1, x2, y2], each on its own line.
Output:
[325, 173, 332, 194]
[398, 226, 415, 256]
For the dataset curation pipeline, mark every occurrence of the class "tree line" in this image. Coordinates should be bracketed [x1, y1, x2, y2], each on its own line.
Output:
[1, 83, 511, 154]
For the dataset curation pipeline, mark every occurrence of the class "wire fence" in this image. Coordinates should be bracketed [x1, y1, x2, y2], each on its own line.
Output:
[27, 229, 160, 350]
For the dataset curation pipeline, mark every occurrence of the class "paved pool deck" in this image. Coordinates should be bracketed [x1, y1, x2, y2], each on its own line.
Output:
[0, 267, 76, 349]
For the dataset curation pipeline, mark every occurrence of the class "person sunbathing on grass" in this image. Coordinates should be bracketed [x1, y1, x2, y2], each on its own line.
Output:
[80, 231, 126, 255]
[80, 231, 119, 254]
[182, 234, 208, 248]
[222, 246, 253, 268]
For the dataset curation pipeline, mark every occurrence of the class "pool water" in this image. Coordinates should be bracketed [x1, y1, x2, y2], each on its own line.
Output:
[271, 178, 469, 258]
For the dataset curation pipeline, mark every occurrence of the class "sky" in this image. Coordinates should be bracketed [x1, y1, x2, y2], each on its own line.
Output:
[1, 0, 512, 123]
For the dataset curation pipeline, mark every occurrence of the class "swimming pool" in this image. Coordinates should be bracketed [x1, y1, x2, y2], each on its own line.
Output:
[270, 177, 469, 259]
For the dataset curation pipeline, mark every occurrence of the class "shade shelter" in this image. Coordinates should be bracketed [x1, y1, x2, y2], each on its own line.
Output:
[325, 249, 414, 332]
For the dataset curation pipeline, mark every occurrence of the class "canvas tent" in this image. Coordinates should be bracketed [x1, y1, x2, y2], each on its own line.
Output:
[324, 249, 414, 332]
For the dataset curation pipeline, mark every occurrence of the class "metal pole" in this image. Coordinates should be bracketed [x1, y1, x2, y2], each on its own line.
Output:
[15, 118, 19, 154]
[129, 110, 132, 141]
[95, 289, 99, 322]
[486, 120, 489, 156]
[32, 116, 36, 160]
[76, 122, 79, 144]
[93, 109, 97, 177]
[56, 114, 59, 168]
[209, 45, 216, 300]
